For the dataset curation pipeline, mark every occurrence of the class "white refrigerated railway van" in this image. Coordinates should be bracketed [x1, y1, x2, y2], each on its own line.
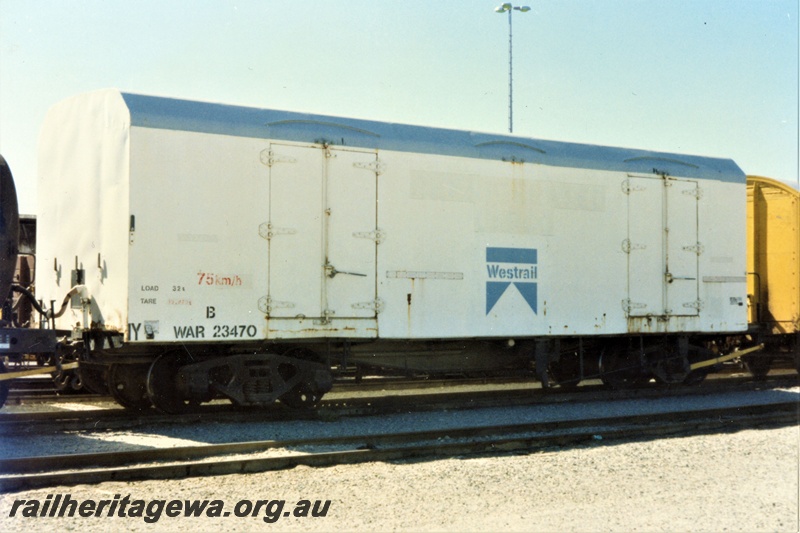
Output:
[36, 89, 748, 403]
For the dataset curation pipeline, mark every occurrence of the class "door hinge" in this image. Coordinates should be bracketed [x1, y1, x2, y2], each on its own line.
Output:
[353, 229, 386, 244]
[683, 300, 704, 311]
[353, 160, 386, 175]
[258, 222, 296, 240]
[622, 239, 646, 253]
[682, 243, 704, 255]
[682, 187, 703, 199]
[258, 296, 295, 314]
[622, 299, 647, 314]
[621, 179, 646, 194]
[352, 298, 385, 314]
[260, 149, 297, 167]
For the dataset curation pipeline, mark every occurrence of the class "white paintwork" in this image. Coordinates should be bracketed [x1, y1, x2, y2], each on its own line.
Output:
[36, 90, 748, 345]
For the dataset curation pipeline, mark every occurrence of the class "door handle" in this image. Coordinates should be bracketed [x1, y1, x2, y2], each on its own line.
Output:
[325, 263, 367, 279]
[665, 272, 696, 283]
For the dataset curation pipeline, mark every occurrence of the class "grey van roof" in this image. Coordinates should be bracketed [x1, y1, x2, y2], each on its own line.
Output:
[121, 92, 745, 183]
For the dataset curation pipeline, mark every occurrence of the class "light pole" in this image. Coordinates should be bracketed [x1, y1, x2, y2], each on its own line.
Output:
[495, 3, 530, 133]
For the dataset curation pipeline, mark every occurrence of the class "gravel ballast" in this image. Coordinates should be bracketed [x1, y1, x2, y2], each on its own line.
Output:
[1, 386, 797, 459]
[1, 425, 797, 532]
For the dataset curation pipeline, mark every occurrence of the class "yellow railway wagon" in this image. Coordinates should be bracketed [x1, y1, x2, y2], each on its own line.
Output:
[746, 176, 800, 334]
[746, 175, 800, 376]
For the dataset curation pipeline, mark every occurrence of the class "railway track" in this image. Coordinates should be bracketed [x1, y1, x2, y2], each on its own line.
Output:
[1, 373, 797, 435]
[4, 373, 539, 405]
[4, 360, 794, 406]
[1, 400, 795, 493]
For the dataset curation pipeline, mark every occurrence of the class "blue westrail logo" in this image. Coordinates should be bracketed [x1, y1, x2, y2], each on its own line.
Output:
[486, 247, 538, 315]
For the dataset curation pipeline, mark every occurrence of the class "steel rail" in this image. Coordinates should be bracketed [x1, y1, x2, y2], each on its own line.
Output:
[0, 402, 796, 493]
[4, 374, 538, 403]
[1, 374, 797, 435]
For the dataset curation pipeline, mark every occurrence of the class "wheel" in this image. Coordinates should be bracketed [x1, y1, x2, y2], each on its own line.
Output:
[147, 353, 195, 414]
[548, 353, 582, 389]
[108, 364, 152, 411]
[78, 363, 109, 395]
[280, 382, 322, 409]
[278, 347, 325, 409]
[744, 355, 771, 380]
[0, 361, 8, 408]
[599, 343, 645, 389]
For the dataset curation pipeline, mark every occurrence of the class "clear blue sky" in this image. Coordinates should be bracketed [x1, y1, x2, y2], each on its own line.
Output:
[1, 1, 797, 214]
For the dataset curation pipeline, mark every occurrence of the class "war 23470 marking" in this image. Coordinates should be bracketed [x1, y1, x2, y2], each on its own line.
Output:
[173, 324, 258, 339]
